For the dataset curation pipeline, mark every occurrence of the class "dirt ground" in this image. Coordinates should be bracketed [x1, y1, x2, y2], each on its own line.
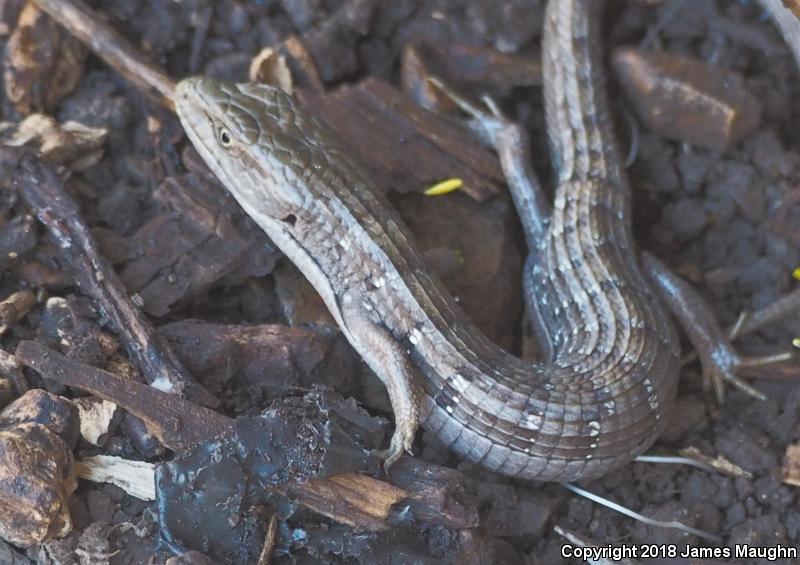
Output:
[0, 0, 799, 563]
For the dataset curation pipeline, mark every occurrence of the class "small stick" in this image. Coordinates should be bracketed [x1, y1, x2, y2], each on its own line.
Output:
[256, 515, 279, 565]
[15, 340, 232, 450]
[30, 0, 175, 111]
[2, 150, 216, 406]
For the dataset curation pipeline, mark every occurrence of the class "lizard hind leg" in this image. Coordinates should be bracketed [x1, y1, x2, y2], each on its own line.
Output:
[641, 252, 794, 402]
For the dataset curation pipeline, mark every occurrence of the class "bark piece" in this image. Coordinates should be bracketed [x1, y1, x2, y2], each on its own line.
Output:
[249, 47, 293, 94]
[75, 455, 155, 501]
[29, 0, 175, 110]
[0, 349, 27, 396]
[15, 340, 232, 451]
[1, 149, 215, 406]
[783, 444, 800, 487]
[158, 319, 352, 400]
[4, 2, 86, 114]
[273, 261, 336, 327]
[39, 296, 117, 369]
[281, 473, 406, 533]
[120, 173, 278, 318]
[0, 0, 23, 37]
[155, 389, 380, 564]
[386, 456, 478, 529]
[72, 397, 118, 446]
[613, 47, 762, 150]
[298, 78, 503, 201]
[0, 390, 79, 547]
[402, 42, 541, 111]
[0, 213, 36, 269]
[0, 288, 34, 336]
[0, 114, 107, 170]
[0, 388, 79, 448]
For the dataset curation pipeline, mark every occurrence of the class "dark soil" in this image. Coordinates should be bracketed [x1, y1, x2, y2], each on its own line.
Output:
[0, 0, 798, 563]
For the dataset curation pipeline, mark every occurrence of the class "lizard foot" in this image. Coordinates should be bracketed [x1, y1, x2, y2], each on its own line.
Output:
[643, 252, 796, 403]
[373, 418, 416, 472]
[426, 76, 511, 148]
[696, 340, 792, 403]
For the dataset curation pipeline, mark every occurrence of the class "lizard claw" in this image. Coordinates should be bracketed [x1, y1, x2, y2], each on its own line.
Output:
[373, 421, 416, 473]
[426, 76, 509, 147]
[699, 341, 792, 403]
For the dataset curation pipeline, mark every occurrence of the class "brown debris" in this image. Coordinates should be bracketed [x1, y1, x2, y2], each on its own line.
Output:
[394, 191, 523, 350]
[401, 43, 458, 113]
[678, 446, 754, 479]
[15, 340, 232, 451]
[782, 443, 800, 487]
[249, 47, 294, 94]
[29, 0, 175, 111]
[0, 388, 80, 448]
[0, 380, 12, 409]
[158, 319, 347, 398]
[0, 213, 36, 270]
[0, 349, 27, 397]
[281, 473, 407, 532]
[72, 397, 118, 446]
[401, 42, 541, 111]
[0, 390, 79, 547]
[272, 262, 336, 327]
[39, 296, 118, 369]
[16, 340, 478, 554]
[270, 35, 325, 93]
[387, 456, 478, 530]
[155, 390, 381, 563]
[613, 47, 762, 150]
[0, 288, 34, 336]
[0, 1, 24, 37]
[119, 172, 278, 318]
[75, 455, 155, 501]
[4, 2, 86, 115]
[1, 149, 216, 406]
[299, 78, 503, 201]
[0, 114, 107, 171]
[256, 515, 279, 565]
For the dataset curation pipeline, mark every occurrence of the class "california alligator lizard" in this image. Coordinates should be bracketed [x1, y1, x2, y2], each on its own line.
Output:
[174, 0, 793, 481]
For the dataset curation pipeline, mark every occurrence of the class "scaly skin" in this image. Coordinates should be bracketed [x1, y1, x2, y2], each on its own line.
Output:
[174, 0, 797, 481]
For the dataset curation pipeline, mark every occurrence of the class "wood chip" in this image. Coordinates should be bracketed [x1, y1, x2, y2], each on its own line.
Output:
[4, 2, 85, 114]
[782, 444, 800, 487]
[0, 114, 107, 171]
[679, 446, 754, 479]
[249, 47, 293, 94]
[75, 455, 155, 501]
[72, 398, 118, 446]
[613, 47, 762, 149]
[281, 474, 407, 532]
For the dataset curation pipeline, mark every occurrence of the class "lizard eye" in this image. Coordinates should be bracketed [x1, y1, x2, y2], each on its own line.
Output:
[217, 127, 234, 148]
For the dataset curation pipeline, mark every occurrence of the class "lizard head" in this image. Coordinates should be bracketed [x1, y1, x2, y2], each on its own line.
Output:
[175, 77, 320, 229]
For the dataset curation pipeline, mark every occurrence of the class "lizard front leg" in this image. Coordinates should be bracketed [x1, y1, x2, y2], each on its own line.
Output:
[340, 294, 423, 470]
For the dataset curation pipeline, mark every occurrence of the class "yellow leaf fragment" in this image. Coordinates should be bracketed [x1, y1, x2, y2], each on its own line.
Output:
[424, 178, 463, 196]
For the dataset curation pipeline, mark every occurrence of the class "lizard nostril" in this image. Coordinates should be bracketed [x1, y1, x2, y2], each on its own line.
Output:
[281, 214, 297, 227]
